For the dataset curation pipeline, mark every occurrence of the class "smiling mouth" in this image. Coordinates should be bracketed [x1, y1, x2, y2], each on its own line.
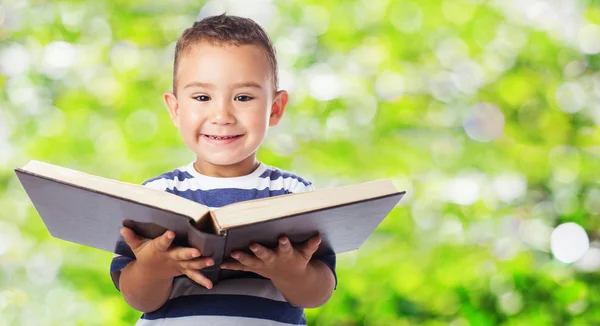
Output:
[202, 134, 244, 140]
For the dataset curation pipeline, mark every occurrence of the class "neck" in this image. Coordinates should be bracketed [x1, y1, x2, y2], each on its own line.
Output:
[193, 155, 259, 178]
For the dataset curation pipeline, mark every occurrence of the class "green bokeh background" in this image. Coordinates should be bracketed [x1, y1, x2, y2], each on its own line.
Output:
[2, 0, 600, 325]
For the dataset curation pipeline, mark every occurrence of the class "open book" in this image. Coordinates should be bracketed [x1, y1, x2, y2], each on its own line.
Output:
[15, 160, 405, 283]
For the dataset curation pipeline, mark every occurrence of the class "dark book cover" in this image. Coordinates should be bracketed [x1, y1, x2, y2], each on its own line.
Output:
[15, 167, 405, 284]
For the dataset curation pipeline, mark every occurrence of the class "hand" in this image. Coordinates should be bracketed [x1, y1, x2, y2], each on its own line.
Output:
[220, 235, 322, 283]
[120, 227, 215, 289]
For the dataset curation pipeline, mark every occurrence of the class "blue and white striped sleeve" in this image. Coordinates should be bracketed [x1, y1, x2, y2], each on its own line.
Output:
[109, 177, 167, 290]
[289, 178, 337, 289]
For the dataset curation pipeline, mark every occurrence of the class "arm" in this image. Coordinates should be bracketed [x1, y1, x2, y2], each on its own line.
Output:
[119, 260, 174, 312]
[273, 181, 336, 306]
[272, 259, 335, 308]
[115, 227, 215, 313]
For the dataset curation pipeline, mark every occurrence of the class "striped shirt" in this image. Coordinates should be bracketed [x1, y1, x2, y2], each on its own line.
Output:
[110, 161, 336, 325]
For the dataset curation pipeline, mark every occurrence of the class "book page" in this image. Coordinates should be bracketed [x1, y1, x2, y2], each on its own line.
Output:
[213, 179, 401, 231]
[20, 160, 210, 224]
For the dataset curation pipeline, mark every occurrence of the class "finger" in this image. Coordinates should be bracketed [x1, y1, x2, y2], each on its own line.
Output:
[120, 227, 146, 251]
[298, 236, 321, 259]
[170, 247, 202, 261]
[181, 257, 214, 270]
[220, 261, 247, 272]
[277, 237, 293, 256]
[231, 251, 261, 269]
[152, 230, 175, 252]
[183, 269, 213, 290]
[249, 243, 275, 264]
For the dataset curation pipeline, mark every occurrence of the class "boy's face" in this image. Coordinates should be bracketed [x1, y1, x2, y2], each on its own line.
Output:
[164, 42, 287, 171]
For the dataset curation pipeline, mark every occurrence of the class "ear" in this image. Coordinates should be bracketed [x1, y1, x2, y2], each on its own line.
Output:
[269, 90, 288, 127]
[163, 91, 180, 129]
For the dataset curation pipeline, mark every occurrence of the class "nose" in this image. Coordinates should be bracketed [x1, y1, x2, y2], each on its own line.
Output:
[209, 99, 236, 125]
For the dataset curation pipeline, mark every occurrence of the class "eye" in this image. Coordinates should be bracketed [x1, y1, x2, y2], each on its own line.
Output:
[235, 95, 253, 102]
[193, 95, 210, 102]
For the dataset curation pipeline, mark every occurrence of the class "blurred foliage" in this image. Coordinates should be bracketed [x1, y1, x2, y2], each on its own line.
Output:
[1, 0, 600, 325]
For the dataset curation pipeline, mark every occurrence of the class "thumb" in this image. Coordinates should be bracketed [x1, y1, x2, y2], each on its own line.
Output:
[120, 227, 146, 252]
[152, 230, 175, 252]
[298, 236, 321, 260]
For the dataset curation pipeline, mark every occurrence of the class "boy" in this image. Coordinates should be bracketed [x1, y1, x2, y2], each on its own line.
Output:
[109, 14, 337, 325]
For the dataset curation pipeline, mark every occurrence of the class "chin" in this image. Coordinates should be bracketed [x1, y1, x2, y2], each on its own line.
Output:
[200, 155, 248, 167]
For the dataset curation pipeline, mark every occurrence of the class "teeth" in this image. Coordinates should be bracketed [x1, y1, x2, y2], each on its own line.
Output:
[208, 135, 236, 140]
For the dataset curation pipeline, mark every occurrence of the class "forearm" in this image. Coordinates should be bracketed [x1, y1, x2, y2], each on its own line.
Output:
[272, 260, 335, 308]
[119, 260, 173, 312]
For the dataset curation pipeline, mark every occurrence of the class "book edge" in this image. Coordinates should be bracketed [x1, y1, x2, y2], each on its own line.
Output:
[17, 161, 213, 222]
[220, 190, 406, 231]
[14, 167, 214, 234]
[214, 179, 402, 229]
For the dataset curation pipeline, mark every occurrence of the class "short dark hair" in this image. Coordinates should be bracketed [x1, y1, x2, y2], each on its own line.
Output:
[172, 14, 278, 94]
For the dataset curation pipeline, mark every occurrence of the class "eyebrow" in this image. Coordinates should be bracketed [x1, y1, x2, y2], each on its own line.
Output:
[183, 81, 263, 90]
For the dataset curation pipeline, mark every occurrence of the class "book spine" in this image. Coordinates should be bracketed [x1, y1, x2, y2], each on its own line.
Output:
[209, 211, 226, 235]
[187, 227, 226, 284]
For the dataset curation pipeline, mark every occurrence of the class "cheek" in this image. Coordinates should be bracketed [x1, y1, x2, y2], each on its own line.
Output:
[247, 103, 271, 127]
[179, 106, 203, 129]
[246, 112, 269, 132]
